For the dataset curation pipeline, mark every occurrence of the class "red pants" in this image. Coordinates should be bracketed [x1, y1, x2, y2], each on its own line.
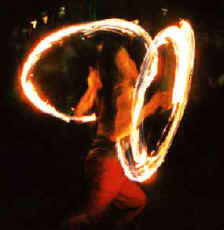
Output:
[68, 137, 147, 229]
[83, 137, 147, 227]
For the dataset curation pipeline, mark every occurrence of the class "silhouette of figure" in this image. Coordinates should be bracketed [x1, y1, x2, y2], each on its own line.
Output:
[67, 38, 170, 230]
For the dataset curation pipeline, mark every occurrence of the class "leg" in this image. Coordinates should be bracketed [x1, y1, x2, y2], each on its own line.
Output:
[113, 178, 147, 229]
[67, 152, 126, 228]
[85, 154, 126, 222]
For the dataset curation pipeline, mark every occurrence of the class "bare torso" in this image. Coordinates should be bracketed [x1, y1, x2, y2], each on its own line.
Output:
[74, 42, 171, 142]
[96, 46, 138, 141]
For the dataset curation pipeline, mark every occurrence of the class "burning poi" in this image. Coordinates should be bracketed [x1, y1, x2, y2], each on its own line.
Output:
[19, 18, 195, 183]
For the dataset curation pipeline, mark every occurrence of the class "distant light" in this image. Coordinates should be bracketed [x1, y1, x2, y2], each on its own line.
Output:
[22, 28, 29, 34]
[218, 74, 224, 87]
[58, 6, 66, 17]
[42, 15, 48, 24]
[30, 20, 37, 29]
[161, 8, 168, 16]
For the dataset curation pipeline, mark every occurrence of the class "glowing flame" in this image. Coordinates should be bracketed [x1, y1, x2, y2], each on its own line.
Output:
[19, 18, 195, 183]
[117, 20, 195, 182]
[20, 18, 151, 123]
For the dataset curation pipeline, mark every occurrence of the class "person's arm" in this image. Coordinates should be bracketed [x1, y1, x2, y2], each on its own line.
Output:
[74, 66, 102, 117]
[137, 90, 171, 126]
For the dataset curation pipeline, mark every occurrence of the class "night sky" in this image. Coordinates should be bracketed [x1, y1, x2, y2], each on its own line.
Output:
[2, 1, 224, 230]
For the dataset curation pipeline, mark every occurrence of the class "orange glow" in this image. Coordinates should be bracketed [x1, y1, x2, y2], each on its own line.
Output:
[20, 19, 151, 123]
[117, 20, 195, 182]
[19, 18, 195, 183]
[42, 16, 48, 24]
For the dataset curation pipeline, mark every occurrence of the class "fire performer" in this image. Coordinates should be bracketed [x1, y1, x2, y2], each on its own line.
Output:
[67, 38, 170, 230]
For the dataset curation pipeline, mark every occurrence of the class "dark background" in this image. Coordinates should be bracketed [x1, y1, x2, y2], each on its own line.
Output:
[2, 0, 224, 229]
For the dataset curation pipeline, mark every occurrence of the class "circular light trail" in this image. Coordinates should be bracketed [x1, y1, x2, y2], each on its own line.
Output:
[19, 18, 195, 182]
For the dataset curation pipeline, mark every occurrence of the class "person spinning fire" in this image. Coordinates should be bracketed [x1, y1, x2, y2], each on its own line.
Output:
[66, 37, 170, 230]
